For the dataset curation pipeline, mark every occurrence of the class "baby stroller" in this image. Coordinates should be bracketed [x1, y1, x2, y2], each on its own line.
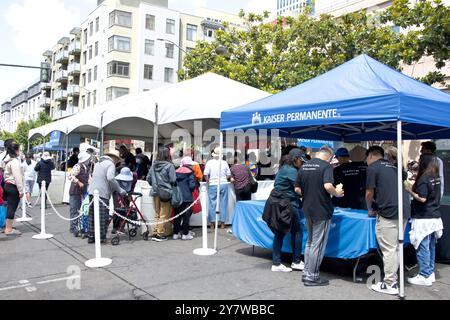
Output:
[110, 168, 150, 246]
[77, 193, 90, 239]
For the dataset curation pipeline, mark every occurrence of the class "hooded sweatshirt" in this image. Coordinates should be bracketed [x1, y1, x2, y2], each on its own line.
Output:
[147, 161, 176, 197]
[35, 159, 55, 184]
[176, 167, 196, 202]
[4, 156, 24, 194]
[88, 156, 125, 199]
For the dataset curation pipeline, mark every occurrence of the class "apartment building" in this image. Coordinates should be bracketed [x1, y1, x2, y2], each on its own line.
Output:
[1, 79, 48, 133]
[277, 0, 314, 16]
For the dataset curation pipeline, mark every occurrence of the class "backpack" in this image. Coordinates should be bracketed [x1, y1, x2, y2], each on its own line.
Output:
[171, 184, 183, 208]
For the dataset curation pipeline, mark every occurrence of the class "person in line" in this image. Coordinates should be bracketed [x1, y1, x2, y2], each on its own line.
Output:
[173, 157, 196, 240]
[264, 148, 308, 273]
[295, 146, 344, 286]
[34, 152, 55, 209]
[230, 154, 252, 201]
[333, 147, 367, 209]
[67, 147, 80, 169]
[147, 147, 176, 242]
[118, 145, 136, 169]
[2, 142, 24, 236]
[135, 147, 150, 180]
[420, 141, 444, 198]
[87, 150, 126, 244]
[204, 147, 232, 230]
[365, 146, 406, 295]
[21, 153, 37, 208]
[406, 154, 444, 286]
[68, 151, 92, 238]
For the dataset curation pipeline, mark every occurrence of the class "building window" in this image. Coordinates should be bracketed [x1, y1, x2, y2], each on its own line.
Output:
[166, 19, 175, 34]
[95, 41, 99, 56]
[82, 51, 87, 64]
[81, 95, 86, 108]
[88, 69, 92, 83]
[95, 17, 99, 32]
[89, 46, 92, 60]
[106, 86, 129, 101]
[144, 64, 153, 80]
[165, 43, 174, 58]
[82, 73, 86, 86]
[87, 92, 91, 107]
[109, 10, 132, 28]
[186, 24, 197, 41]
[93, 90, 97, 105]
[94, 66, 97, 81]
[146, 14, 155, 30]
[164, 67, 174, 83]
[108, 35, 131, 52]
[107, 61, 130, 77]
[83, 29, 87, 44]
[204, 28, 214, 38]
[186, 47, 194, 53]
[145, 39, 154, 55]
[89, 22, 93, 36]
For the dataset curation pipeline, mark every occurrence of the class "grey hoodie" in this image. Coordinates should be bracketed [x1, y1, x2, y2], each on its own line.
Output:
[146, 161, 176, 197]
[88, 156, 125, 199]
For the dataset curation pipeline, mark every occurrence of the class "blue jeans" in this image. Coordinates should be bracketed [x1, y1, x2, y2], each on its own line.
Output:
[208, 184, 229, 223]
[417, 232, 436, 278]
[272, 208, 303, 265]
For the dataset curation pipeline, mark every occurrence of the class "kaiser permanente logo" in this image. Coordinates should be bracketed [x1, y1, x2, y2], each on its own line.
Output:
[252, 108, 339, 125]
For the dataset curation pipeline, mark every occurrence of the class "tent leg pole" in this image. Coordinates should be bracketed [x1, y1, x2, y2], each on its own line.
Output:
[100, 129, 104, 157]
[214, 132, 224, 252]
[152, 103, 159, 165]
[397, 120, 405, 299]
[65, 131, 69, 173]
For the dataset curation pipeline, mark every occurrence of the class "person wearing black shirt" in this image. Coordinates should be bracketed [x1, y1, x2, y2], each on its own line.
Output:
[67, 147, 80, 169]
[366, 146, 404, 295]
[118, 145, 136, 168]
[406, 154, 443, 286]
[333, 147, 367, 209]
[295, 146, 344, 286]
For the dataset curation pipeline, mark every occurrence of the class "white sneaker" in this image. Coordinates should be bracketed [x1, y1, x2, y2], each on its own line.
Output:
[188, 231, 196, 237]
[429, 273, 436, 283]
[271, 264, 292, 272]
[291, 261, 305, 271]
[407, 274, 432, 286]
[173, 233, 181, 240]
[371, 282, 399, 295]
[182, 234, 194, 240]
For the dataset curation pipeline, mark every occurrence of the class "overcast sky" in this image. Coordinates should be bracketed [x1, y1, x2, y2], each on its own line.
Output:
[0, 0, 276, 103]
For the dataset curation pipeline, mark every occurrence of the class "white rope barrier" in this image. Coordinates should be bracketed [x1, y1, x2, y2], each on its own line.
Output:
[45, 190, 93, 222]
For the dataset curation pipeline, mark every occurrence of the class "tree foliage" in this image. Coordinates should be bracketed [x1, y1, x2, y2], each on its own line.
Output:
[179, 0, 449, 91]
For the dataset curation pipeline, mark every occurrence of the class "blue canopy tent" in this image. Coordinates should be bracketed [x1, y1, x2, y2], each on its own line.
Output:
[220, 54, 450, 298]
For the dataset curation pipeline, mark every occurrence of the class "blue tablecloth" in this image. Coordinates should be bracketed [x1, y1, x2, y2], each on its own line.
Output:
[231, 200, 410, 259]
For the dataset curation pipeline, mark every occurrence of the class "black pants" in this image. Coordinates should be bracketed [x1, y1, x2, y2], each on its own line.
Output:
[173, 202, 193, 236]
[88, 195, 109, 240]
[4, 183, 20, 220]
[235, 185, 252, 201]
[38, 181, 51, 208]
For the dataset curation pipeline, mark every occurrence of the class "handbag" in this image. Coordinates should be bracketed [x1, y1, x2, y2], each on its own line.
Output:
[249, 169, 258, 193]
[0, 205, 7, 229]
[171, 184, 183, 208]
[192, 187, 202, 214]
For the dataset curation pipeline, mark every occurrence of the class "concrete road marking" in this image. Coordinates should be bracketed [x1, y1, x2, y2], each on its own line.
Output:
[0, 275, 80, 293]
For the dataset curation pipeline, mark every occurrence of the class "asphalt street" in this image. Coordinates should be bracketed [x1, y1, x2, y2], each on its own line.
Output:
[0, 200, 449, 300]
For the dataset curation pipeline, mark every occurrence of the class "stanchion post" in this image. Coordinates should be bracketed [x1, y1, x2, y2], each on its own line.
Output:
[193, 184, 216, 256]
[85, 190, 112, 268]
[16, 194, 32, 222]
[32, 181, 53, 239]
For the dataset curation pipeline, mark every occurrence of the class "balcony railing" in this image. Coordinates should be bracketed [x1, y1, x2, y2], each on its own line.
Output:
[68, 41, 81, 54]
[54, 90, 68, 101]
[67, 85, 80, 96]
[55, 70, 68, 82]
[53, 106, 79, 119]
[68, 63, 81, 75]
[55, 50, 69, 63]
[40, 82, 51, 90]
[38, 97, 51, 107]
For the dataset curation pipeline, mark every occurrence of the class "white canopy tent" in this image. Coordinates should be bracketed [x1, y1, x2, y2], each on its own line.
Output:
[29, 73, 270, 148]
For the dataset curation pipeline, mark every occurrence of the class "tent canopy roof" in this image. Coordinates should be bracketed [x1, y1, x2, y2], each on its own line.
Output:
[220, 54, 450, 140]
[29, 73, 270, 141]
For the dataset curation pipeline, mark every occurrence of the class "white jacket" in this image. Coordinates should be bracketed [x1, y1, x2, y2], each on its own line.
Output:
[21, 160, 37, 181]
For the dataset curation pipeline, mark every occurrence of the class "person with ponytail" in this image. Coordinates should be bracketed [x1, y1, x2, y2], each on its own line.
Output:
[21, 153, 37, 208]
[2, 142, 24, 236]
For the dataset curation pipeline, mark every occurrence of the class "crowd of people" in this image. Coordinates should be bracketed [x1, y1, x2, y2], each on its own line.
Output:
[263, 141, 445, 295]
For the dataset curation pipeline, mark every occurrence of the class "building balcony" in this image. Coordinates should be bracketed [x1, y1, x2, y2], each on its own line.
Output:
[40, 82, 51, 90]
[53, 105, 79, 120]
[55, 70, 68, 82]
[68, 63, 81, 75]
[68, 41, 81, 54]
[54, 90, 68, 101]
[67, 85, 80, 96]
[55, 50, 69, 63]
[39, 97, 51, 107]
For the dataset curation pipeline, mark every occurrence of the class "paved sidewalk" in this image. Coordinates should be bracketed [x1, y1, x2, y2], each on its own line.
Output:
[0, 201, 449, 300]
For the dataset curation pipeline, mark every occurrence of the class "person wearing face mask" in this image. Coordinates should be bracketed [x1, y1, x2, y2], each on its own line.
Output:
[295, 146, 344, 286]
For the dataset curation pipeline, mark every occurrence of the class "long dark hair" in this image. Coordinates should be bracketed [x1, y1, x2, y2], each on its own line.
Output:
[5, 142, 20, 159]
[412, 154, 439, 193]
[26, 153, 33, 165]
[157, 147, 171, 162]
